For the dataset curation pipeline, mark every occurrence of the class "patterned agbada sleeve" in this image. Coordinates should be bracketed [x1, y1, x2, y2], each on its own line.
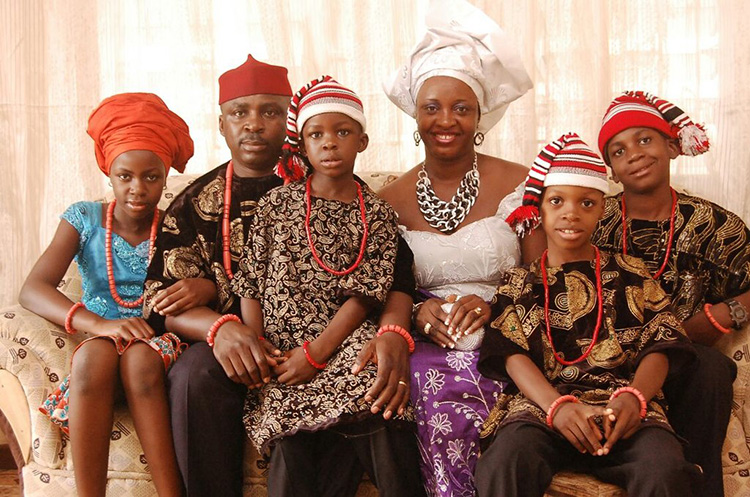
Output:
[390, 234, 417, 299]
[230, 198, 270, 302]
[338, 189, 398, 305]
[704, 208, 750, 303]
[619, 255, 696, 377]
[142, 174, 225, 332]
[478, 266, 533, 382]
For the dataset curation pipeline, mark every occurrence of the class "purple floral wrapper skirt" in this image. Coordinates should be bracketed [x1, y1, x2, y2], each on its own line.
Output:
[410, 340, 505, 497]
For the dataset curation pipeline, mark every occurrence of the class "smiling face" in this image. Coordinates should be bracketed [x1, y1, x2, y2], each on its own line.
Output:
[605, 127, 680, 195]
[299, 112, 368, 181]
[219, 94, 289, 176]
[541, 185, 605, 264]
[415, 76, 480, 161]
[108, 150, 166, 220]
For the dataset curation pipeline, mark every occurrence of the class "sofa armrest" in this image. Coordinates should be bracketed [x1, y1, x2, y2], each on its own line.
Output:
[0, 303, 87, 468]
[715, 324, 750, 473]
[0, 304, 85, 369]
[0, 367, 30, 465]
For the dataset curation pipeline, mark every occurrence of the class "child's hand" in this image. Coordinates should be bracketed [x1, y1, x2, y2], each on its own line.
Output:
[260, 339, 285, 368]
[602, 393, 642, 453]
[273, 347, 320, 386]
[96, 317, 155, 340]
[552, 402, 606, 456]
[152, 278, 217, 316]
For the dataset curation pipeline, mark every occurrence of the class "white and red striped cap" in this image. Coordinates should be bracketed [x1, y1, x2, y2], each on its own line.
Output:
[276, 76, 366, 183]
[506, 132, 608, 237]
[598, 91, 709, 161]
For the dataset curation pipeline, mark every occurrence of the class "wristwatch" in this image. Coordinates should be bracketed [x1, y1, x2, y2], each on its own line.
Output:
[725, 298, 749, 330]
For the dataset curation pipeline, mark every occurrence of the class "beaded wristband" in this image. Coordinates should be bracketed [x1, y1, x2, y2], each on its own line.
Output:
[377, 324, 416, 353]
[206, 314, 242, 348]
[303, 341, 327, 370]
[703, 303, 732, 334]
[610, 386, 648, 419]
[546, 395, 578, 428]
[64, 302, 86, 334]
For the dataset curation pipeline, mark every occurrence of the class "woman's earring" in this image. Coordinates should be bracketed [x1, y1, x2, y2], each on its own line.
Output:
[108, 181, 112, 187]
[473, 132, 485, 146]
[163, 184, 168, 190]
[413, 130, 421, 147]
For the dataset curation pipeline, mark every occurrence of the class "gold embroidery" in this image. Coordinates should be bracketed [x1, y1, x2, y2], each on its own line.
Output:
[491, 306, 527, 351]
[625, 285, 644, 322]
[162, 213, 179, 235]
[240, 199, 258, 217]
[164, 247, 204, 279]
[192, 177, 223, 222]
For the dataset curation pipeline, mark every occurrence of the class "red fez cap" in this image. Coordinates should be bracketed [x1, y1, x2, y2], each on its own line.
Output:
[218, 54, 293, 105]
[87, 93, 194, 175]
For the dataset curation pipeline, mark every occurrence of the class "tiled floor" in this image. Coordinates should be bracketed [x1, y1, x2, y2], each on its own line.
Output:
[0, 445, 20, 497]
[0, 471, 20, 497]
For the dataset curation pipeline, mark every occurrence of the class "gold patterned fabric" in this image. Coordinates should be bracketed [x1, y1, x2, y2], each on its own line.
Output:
[231, 179, 410, 453]
[592, 192, 750, 321]
[142, 163, 283, 330]
[478, 252, 695, 440]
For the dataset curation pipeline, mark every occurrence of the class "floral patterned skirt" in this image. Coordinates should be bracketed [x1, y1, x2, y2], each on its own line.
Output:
[39, 333, 186, 435]
[410, 339, 505, 497]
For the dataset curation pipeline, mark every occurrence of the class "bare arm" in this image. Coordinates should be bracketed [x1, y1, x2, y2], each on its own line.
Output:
[19, 219, 81, 325]
[275, 295, 375, 385]
[19, 218, 155, 339]
[308, 296, 374, 362]
[682, 289, 750, 345]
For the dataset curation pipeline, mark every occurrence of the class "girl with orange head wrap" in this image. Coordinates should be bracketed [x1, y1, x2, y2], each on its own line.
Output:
[20, 92, 194, 496]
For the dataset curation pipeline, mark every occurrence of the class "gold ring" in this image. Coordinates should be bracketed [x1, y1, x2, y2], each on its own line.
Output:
[424, 322, 432, 335]
[398, 380, 408, 387]
[474, 307, 483, 315]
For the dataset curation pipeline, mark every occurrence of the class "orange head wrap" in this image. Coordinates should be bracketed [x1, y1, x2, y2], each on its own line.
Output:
[87, 92, 194, 175]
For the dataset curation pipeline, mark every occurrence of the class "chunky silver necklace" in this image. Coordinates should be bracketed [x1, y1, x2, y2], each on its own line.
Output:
[416, 153, 480, 233]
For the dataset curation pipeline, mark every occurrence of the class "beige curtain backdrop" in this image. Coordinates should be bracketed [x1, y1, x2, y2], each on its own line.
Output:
[2, 0, 749, 306]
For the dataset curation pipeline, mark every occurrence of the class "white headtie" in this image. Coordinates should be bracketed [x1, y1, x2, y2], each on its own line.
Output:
[383, 0, 533, 133]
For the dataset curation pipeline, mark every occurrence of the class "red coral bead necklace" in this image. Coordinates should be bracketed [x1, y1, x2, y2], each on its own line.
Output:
[106, 200, 160, 308]
[541, 246, 603, 366]
[621, 187, 677, 280]
[305, 175, 368, 276]
[222, 161, 235, 279]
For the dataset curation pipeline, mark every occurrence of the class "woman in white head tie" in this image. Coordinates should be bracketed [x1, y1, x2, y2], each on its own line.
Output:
[380, 1, 545, 495]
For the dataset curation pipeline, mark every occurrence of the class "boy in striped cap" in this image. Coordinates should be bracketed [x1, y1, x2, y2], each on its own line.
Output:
[476, 132, 699, 496]
[232, 75, 424, 497]
[592, 91, 750, 497]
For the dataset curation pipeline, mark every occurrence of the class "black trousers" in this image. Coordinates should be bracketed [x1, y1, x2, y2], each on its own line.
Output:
[663, 343, 736, 497]
[268, 416, 426, 497]
[167, 342, 247, 497]
[475, 423, 702, 497]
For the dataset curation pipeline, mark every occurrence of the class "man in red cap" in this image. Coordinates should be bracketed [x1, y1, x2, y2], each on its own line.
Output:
[143, 55, 423, 497]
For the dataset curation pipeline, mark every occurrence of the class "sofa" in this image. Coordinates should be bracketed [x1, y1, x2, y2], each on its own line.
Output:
[1, 172, 749, 496]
